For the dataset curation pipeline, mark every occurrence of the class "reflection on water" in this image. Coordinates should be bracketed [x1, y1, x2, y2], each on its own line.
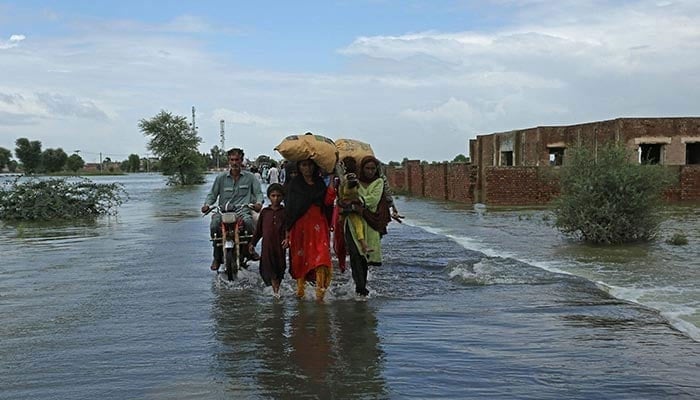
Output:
[2, 174, 700, 399]
[212, 290, 387, 399]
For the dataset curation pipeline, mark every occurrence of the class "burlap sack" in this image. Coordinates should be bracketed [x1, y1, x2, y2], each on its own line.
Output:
[274, 132, 338, 173]
[335, 138, 375, 166]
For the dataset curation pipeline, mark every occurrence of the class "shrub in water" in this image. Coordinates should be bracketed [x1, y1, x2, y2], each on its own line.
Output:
[0, 177, 127, 220]
[553, 142, 672, 244]
[666, 232, 688, 246]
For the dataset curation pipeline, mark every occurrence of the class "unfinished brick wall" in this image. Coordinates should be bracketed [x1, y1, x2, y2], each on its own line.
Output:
[384, 161, 699, 205]
[384, 118, 700, 206]
[483, 167, 560, 206]
[680, 165, 700, 201]
[423, 163, 448, 200]
[405, 160, 424, 197]
[447, 163, 477, 203]
[384, 166, 406, 192]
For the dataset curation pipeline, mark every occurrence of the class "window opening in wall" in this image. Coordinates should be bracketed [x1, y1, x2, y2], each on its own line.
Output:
[686, 142, 700, 165]
[639, 143, 662, 164]
[500, 151, 513, 166]
[548, 147, 565, 166]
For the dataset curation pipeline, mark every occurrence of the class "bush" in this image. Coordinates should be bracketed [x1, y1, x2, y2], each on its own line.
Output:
[666, 232, 688, 246]
[553, 143, 671, 244]
[0, 177, 127, 220]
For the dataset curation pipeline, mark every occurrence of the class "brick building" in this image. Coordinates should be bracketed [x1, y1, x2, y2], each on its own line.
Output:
[385, 117, 700, 205]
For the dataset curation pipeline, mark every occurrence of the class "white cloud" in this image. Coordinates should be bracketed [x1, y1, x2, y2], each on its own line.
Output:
[0, 34, 26, 49]
[402, 97, 477, 123]
[1, 1, 700, 162]
[212, 108, 276, 127]
[0, 89, 110, 123]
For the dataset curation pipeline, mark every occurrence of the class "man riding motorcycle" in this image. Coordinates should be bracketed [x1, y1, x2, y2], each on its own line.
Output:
[201, 147, 264, 271]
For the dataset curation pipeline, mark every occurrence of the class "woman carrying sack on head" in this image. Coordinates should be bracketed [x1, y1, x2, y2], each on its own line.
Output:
[284, 158, 337, 301]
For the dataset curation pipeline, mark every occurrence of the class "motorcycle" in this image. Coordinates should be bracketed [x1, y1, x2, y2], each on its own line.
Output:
[204, 202, 258, 281]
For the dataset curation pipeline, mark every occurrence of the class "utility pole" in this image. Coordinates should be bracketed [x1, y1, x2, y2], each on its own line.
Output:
[99, 152, 103, 173]
[219, 119, 225, 170]
[191, 106, 197, 135]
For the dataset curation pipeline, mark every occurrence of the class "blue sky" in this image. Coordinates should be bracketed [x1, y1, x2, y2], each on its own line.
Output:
[1, 0, 699, 163]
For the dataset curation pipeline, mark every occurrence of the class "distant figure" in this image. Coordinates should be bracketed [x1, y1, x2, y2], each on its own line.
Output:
[250, 183, 287, 297]
[250, 165, 263, 183]
[279, 161, 288, 184]
[268, 165, 280, 184]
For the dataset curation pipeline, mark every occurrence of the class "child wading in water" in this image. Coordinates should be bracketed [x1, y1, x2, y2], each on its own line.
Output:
[249, 183, 287, 297]
[338, 156, 371, 254]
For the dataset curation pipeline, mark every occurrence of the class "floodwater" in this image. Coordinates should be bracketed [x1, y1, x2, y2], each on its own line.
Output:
[1, 173, 698, 399]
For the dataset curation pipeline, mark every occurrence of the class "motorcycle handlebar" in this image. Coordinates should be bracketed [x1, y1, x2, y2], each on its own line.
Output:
[202, 203, 255, 217]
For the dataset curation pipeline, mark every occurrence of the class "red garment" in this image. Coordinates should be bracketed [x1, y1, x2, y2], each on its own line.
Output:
[288, 185, 335, 280]
[332, 206, 347, 272]
[250, 206, 286, 285]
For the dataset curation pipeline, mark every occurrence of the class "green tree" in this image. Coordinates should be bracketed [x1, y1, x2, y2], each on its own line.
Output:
[553, 142, 672, 244]
[65, 153, 85, 173]
[255, 154, 272, 167]
[452, 154, 469, 163]
[209, 145, 226, 169]
[139, 110, 205, 185]
[127, 154, 141, 172]
[41, 148, 69, 173]
[14, 138, 42, 174]
[101, 157, 112, 172]
[0, 147, 12, 170]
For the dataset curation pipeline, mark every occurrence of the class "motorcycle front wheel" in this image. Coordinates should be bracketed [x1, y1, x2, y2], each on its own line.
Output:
[225, 248, 237, 281]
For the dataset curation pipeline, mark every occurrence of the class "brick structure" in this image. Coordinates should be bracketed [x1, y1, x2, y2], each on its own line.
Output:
[384, 117, 700, 205]
[483, 167, 559, 206]
[680, 165, 700, 201]
[447, 163, 477, 203]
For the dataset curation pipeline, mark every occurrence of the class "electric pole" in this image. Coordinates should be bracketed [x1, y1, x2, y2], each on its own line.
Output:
[191, 106, 197, 135]
[219, 119, 225, 170]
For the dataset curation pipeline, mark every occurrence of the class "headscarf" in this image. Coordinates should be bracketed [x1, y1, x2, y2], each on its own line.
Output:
[358, 156, 381, 184]
[284, 160, 332, 230]
[284, 160, 298, 179]
[282, 160, 297, 191]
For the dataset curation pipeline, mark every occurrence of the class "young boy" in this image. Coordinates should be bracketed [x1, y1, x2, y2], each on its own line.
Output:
[338, 157, 370, 254]
[249, 183, 287, 297]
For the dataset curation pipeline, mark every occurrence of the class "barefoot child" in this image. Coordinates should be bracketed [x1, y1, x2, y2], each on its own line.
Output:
[249, 183, 287, 297]
[338, 157, 371, 254]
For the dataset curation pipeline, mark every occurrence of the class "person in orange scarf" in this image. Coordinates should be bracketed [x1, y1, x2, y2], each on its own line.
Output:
[284, 159, 336, 301]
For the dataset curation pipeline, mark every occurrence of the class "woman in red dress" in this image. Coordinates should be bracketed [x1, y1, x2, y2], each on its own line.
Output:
[284, 159, 336, 301]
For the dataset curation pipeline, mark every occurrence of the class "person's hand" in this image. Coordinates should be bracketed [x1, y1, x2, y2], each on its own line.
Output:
[201, 204, 210, 214]
[282, 238, 290, 249]
[248, 243, 255, 254]
[391, 208, 404, 223]
[252, 203, 262, 212]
